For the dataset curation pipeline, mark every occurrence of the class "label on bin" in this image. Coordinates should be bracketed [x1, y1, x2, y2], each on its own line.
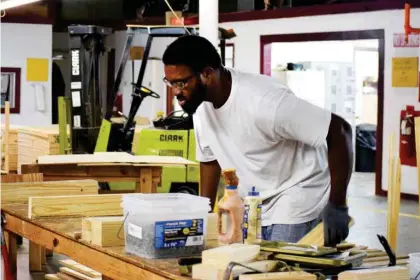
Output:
[154, 219, 204, 249]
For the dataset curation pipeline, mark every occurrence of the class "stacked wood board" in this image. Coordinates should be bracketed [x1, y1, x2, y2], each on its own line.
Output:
[45, 259, 102, 280]
[1, 125, 19, 172]
[17, 125, 70, 173]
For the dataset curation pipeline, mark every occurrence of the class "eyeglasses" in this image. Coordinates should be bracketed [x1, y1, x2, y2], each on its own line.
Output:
[163, 74, 195, 90]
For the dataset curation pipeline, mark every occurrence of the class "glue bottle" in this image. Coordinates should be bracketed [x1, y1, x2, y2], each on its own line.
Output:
[243, 186, 262, 244]
[217, 169, 244, 245]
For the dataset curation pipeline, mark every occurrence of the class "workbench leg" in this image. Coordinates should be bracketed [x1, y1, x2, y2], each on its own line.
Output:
[5, 231, 18, 280]
[136, 168, 153, 193]
[29, 242, 43, 272]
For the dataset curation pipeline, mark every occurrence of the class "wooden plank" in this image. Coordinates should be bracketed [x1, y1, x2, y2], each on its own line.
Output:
[387, 132, 395, 246]
[3, 212, 171, 280]
[1, 173, 43, 183]
[58, 259, 102, 278]
[415, 116, 420, 213]
[4, 101, 10, 173]
[45, 274, 61, 280]
[37, 153, 197, 166]
[59, 267, 100, 280]
[81, 217, 125, 247]
[57, 272, 80, 280]
[28, 194, 123, 219]
[1, 179, 99, 204]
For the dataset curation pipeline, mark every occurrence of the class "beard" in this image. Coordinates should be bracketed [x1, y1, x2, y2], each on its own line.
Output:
[179, 82, 206, 115]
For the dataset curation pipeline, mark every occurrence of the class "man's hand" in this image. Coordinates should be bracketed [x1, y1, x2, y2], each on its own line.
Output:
[322, 202, 351, 247]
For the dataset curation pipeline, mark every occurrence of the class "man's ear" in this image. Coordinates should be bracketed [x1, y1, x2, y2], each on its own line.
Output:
[201, 67, 214, 79]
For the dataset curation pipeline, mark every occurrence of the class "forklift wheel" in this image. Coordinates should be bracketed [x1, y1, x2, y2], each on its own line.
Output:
[177, 186, 198, 196]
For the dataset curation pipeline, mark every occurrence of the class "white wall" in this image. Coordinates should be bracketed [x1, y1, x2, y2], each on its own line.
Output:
[1, 23, 53, 126]
[218, 9, 420, 195]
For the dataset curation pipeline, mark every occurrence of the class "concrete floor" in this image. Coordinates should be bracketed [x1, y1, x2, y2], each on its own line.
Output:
[6, 172, 420, 279]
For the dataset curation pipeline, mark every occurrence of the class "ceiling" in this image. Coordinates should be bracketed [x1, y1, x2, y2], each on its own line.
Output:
[0, 0, 405, 32]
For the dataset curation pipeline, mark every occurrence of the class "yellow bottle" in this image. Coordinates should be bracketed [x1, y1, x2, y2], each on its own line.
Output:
[243, 186, 262, 244]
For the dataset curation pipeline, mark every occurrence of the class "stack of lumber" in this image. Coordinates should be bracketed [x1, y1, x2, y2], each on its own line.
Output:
[17, 125, 70, 173]
[1, 124, 19, 172]
[45, 259, 102, 280]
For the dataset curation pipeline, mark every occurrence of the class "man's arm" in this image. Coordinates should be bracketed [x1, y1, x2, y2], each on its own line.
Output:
[326, 113, 354, 206]
[200, 160, 221, 211]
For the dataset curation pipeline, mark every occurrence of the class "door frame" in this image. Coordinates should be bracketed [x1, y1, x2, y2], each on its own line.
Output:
[259, 29, 394, 199]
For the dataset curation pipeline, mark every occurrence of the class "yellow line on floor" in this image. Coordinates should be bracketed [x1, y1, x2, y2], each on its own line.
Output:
[349, 202, 420, 220]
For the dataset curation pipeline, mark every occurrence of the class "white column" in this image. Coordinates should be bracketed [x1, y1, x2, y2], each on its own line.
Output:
[199, 0, 219, 48]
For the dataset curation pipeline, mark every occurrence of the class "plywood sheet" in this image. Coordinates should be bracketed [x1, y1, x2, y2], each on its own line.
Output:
[37, 153, 197, 165]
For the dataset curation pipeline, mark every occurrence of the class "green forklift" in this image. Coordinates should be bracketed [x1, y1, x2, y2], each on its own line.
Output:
[59, 24, 235, 201]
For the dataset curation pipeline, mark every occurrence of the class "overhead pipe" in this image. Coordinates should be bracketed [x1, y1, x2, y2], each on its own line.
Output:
[404, 2, 420, 42]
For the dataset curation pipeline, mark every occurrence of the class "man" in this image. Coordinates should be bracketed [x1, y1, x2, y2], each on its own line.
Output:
[162, 35, 353, 246]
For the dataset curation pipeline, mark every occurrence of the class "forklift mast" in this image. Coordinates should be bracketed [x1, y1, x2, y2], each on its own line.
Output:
[68, 25, 112, 154]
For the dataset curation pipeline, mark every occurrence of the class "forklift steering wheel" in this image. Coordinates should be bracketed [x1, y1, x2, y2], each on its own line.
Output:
[132, 83, 160, 99]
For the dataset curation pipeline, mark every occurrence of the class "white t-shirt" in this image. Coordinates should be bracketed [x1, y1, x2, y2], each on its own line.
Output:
[193, 68, 332, 226]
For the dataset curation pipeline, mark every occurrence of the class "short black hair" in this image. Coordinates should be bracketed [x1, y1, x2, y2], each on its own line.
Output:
[162, 35, 222, 73]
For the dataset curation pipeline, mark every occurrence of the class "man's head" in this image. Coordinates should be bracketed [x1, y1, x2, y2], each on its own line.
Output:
[162, 35, 222, 114]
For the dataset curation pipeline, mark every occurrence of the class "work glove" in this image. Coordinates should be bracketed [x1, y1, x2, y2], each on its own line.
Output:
[322, 201, 351, 247]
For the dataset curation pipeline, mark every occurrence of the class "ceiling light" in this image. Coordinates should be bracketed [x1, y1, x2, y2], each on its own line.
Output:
[0, 0, 42, 10]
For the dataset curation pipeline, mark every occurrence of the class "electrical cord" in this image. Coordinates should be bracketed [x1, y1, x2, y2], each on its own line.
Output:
[163, 0, 191, 35]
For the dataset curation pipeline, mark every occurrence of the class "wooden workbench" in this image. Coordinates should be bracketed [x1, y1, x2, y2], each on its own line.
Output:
[2, 203, 189, 280]
[2, 201, 411, 280]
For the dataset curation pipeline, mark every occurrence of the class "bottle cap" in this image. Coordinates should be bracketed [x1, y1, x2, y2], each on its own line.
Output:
[226, 185, 237, 190]
[248, 186, 259, 196]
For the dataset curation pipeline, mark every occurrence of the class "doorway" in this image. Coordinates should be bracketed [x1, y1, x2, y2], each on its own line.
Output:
[260, 30, 384, 195]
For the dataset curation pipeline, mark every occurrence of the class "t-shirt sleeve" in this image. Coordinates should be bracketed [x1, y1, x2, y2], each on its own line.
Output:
[259, 89, 332, 148]
[193, 115, 216, 162]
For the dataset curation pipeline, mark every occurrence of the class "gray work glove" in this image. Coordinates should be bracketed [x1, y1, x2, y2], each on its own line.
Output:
[322, 202, 350, 247]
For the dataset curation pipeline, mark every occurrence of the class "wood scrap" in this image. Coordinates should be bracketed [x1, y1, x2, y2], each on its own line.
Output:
[58, 259, 102, 278]
[202, 244, 261, 269]
[1, 179, 99, 204]
[338, 265, 409, 279]
[28, 194, 123, 219]
[59, 267, 101, 280]
[81, 216, 125, 247]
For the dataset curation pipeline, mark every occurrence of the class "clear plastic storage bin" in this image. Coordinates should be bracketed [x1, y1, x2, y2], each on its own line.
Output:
[122, 193, 210, 259]
[409, 252, 420, 279]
